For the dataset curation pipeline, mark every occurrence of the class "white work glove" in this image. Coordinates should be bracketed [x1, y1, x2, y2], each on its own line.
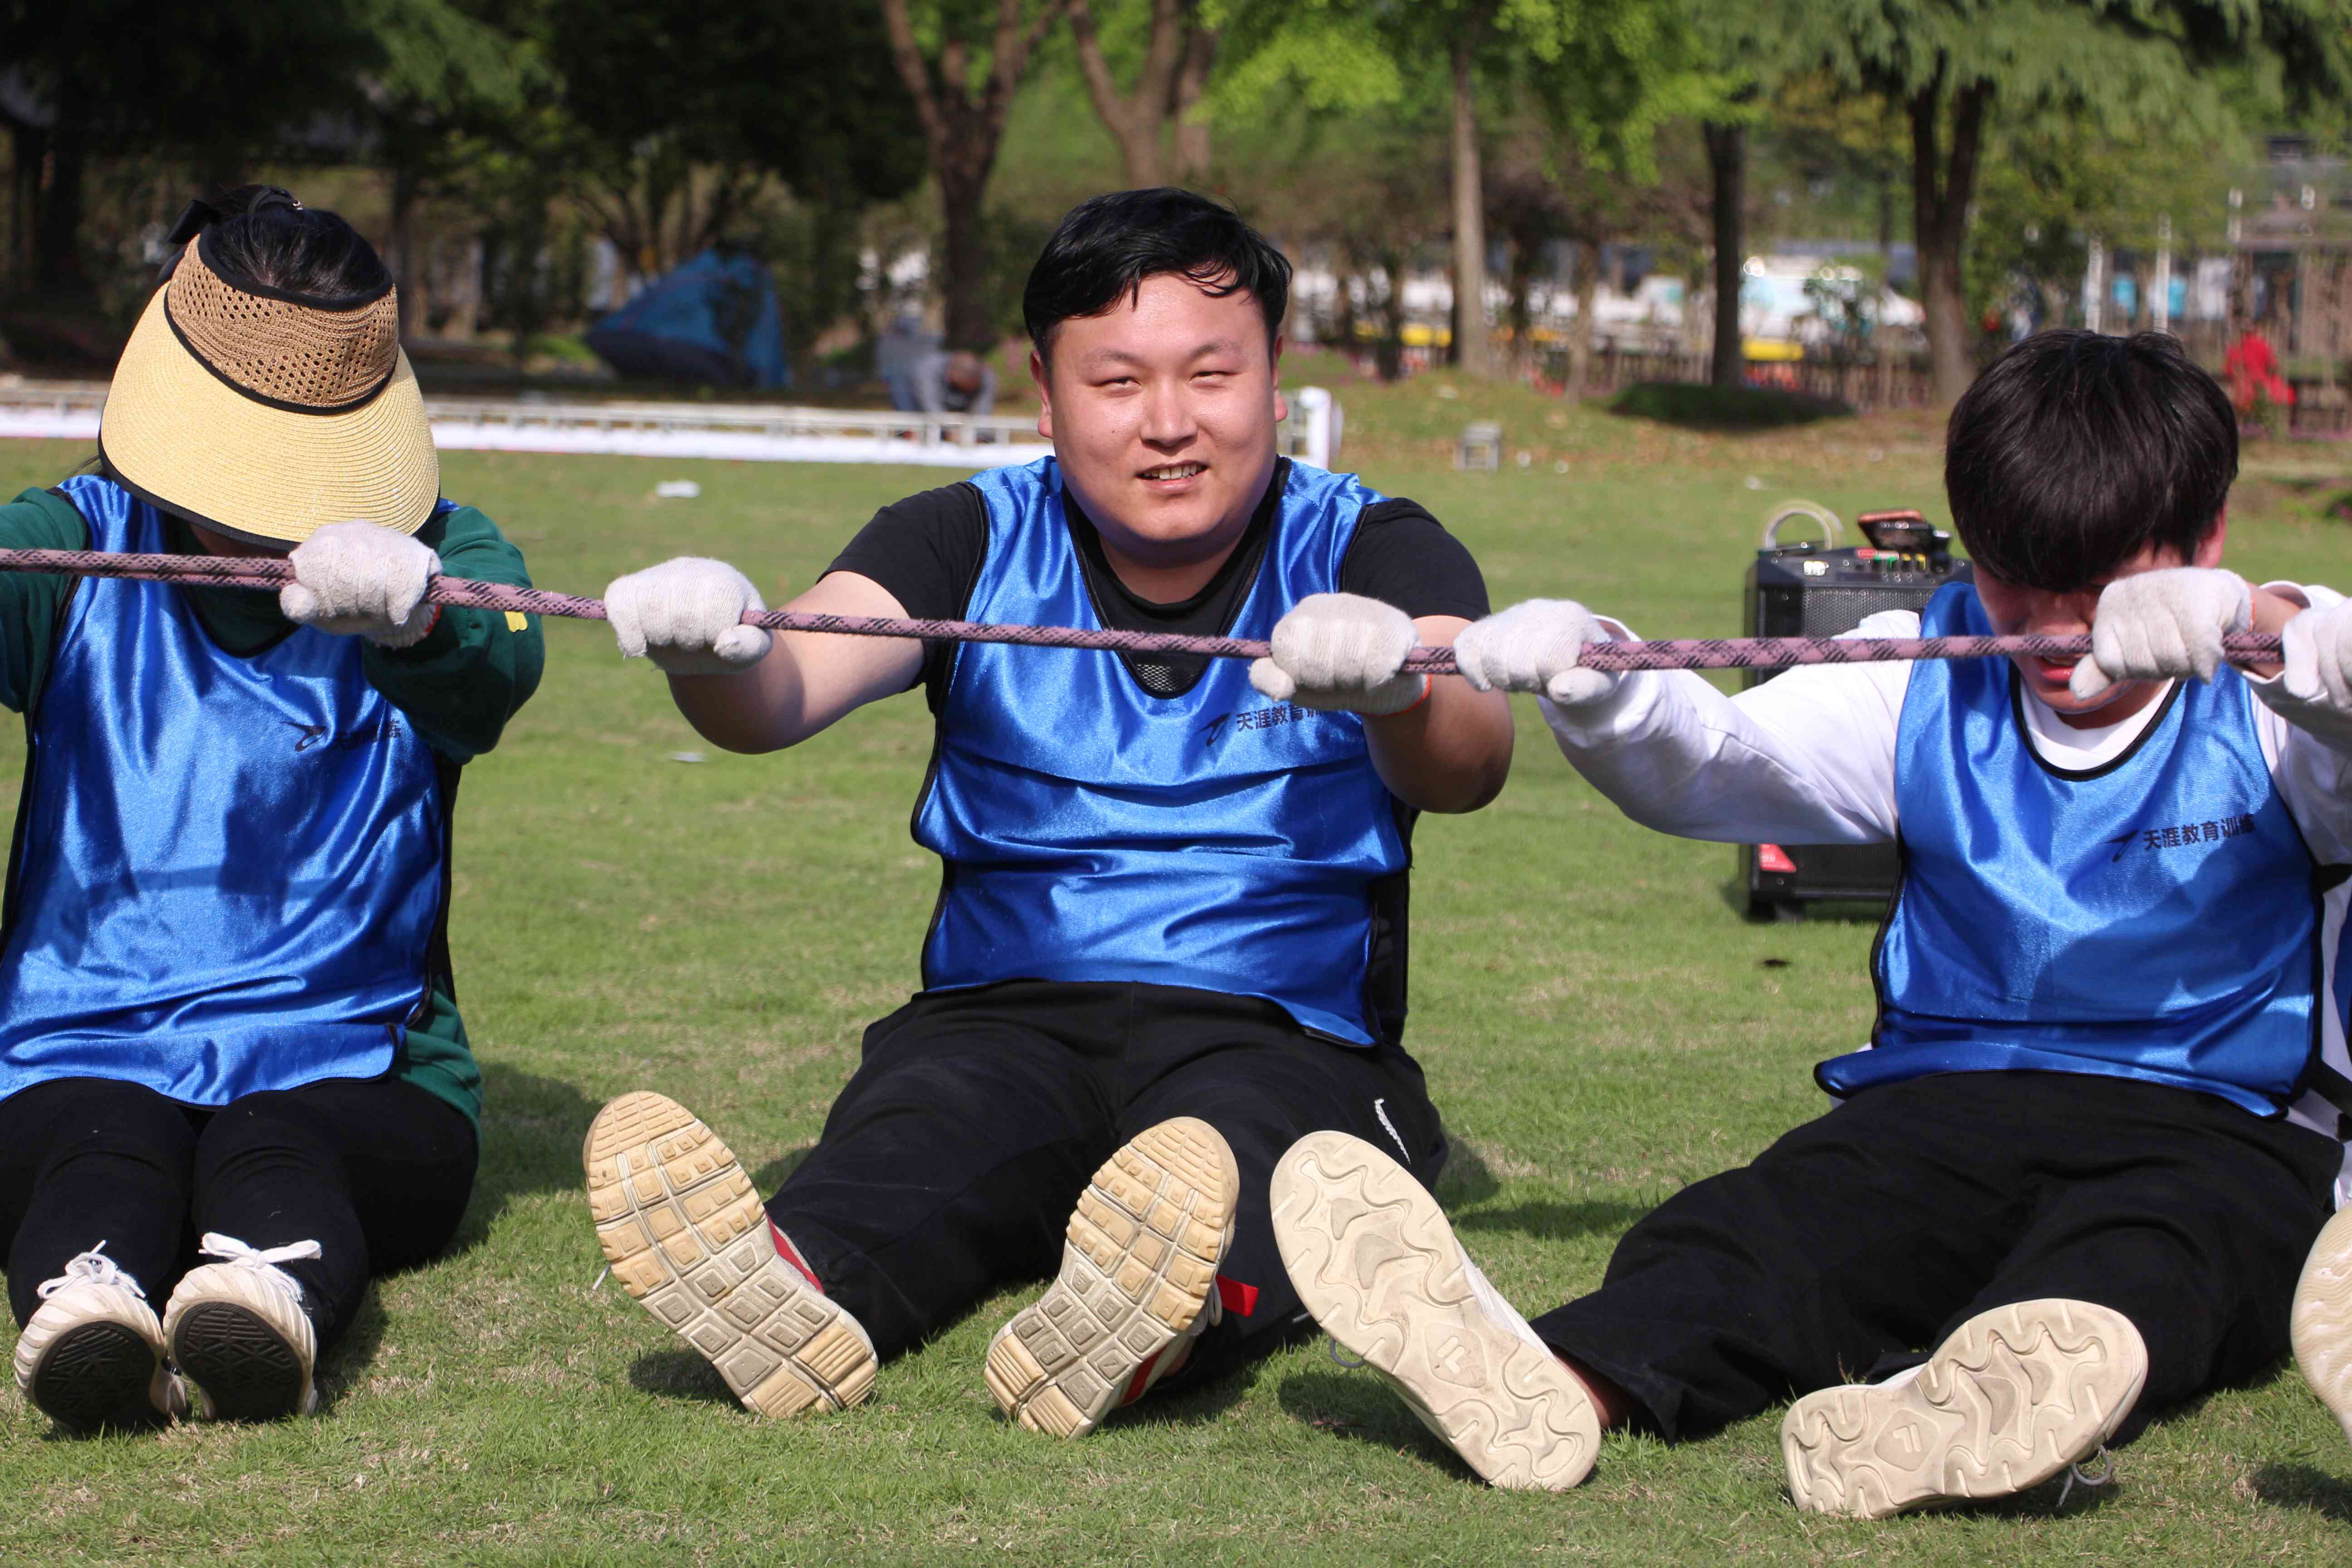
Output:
[1451, 598, 1619, 706]
[2070, 568, 2251, 701]
[604, 557, 773, 676]
[1249, 592, 1428, 715]
[2281, 598, 2352, 714]
[279, 519, 442, 648]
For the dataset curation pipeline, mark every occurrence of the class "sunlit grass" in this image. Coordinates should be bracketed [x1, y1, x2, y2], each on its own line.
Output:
[0, 401, 2344, 1563]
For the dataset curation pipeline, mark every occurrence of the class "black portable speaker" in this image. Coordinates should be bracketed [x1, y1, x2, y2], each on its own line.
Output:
[1738, 507, 1972, 919]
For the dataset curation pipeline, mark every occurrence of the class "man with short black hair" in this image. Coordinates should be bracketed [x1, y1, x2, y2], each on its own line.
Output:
[1269, 329, 2352, 1509]
[577, 188, 1514, 1434]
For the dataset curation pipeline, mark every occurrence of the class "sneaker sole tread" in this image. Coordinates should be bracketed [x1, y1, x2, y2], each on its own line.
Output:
[1270, 1131, 1598, 1492]
[585, 1091, 874, 1418]
[25, 1319, 163, 1432]
[1780, 1298, 2148, 1519]
[986, 1117, 1238, 1438]
[171, 1301, 307, 1422]
[2292, 1206, 2352, 1447]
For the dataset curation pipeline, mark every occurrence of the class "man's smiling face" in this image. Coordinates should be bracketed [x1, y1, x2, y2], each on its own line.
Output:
[1032, 271, 1285, 571]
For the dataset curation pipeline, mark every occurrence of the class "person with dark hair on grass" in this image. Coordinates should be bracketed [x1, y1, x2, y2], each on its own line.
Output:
[0, 186, 543, 1431]
[1266, 329, 2352, 1508]
[580, 187, 1515, 1433]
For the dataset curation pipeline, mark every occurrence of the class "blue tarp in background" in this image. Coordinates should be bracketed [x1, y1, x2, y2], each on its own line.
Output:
[585, 249, 789, 388]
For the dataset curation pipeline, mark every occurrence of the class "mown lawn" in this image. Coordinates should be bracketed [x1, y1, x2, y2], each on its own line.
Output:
[0, 379, 2347, 1564]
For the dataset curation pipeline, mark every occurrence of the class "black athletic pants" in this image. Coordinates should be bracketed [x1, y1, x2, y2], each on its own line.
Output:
[1530, 1071, 2342, 1441]
[766, 980, 1449, 1378]
[0, 1075, 478, 1347]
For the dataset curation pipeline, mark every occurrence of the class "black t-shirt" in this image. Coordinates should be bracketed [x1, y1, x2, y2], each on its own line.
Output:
[825, 458, 1489, 702]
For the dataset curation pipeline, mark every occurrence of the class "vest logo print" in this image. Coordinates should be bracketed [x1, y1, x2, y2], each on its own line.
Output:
[281, 714, 402, 754]
[2106, 812, 2259, 862]
[1199, 703, 1313, 748]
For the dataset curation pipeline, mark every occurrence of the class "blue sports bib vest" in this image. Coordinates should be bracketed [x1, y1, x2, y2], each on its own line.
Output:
[914, 458, 1410, 1044]
[0, 476, 450, 1105]
[1822, 581, 2326, 1115]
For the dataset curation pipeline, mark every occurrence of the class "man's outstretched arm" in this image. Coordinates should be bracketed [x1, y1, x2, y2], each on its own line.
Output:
[605, 559, 923, 754]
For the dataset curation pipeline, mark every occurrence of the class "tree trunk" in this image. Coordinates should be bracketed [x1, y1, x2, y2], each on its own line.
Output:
[1171, 25, 1216, 181]
[880, 0, 1058, 353]
[35, 102, 86, 296]
[1505, 228, 1538, 380]
[1116, 130, 1165, 189]
[940, 168, 993, 351]
[389, 163, 424, 341]
[1376, 249, 1406, 382]
[1069, 0, 1216, 189]
[1448, 28, 1490, 379]
[1566, 239, 1598, 400]
[10, 123, 44, 286]
[1910, 77, 1989, 406]
[1333, 253, 1358, 363]
[1703, 121, 1744, 390]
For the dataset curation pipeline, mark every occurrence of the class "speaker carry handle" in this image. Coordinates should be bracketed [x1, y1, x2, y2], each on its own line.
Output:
[1760, 501, 1842, 552]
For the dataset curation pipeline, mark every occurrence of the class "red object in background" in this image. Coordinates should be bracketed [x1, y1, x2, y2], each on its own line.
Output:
[1758, 844, 1798, 875]
[2225, 328, 2295, 414]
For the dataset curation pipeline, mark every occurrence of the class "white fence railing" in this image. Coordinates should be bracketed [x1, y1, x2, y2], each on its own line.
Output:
[0, 381, 1341, 471]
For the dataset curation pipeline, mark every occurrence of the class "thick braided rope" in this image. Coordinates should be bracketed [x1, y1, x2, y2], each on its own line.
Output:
[0, 549, 2286, 673]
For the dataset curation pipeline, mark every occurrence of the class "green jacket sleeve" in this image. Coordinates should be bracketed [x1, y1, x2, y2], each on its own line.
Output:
[362, 505, 545, 764]
[0, 486, 93, 714]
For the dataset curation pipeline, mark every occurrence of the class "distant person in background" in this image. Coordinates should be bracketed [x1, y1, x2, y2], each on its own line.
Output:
[877, 307, 936, 412]
[0, 186, 542, 1432]
[912, 347, 998, 417]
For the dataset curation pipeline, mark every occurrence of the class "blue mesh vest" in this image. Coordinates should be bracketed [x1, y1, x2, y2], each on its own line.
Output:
[0, 476, 450, 1105]
[1821, 581, 2326, 1114]
[913, 458, 1411, 1044]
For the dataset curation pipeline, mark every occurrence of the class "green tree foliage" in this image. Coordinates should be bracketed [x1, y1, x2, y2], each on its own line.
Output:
[1066, 0, 1219, 188]
[1965, 108, 2239, 335]
[1763, 0, 2352, 403]
[879, 0, 1064, 349]
[359, 0, 544, 335]
[1222, 88, 1453, 378]
[0, 0, 384, 311]
[1206, 0, 1724, 378]
[544, 0, 924, 280]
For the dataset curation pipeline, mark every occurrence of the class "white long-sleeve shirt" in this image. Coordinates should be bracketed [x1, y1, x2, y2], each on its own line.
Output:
[1542, 584, 2352, 1189]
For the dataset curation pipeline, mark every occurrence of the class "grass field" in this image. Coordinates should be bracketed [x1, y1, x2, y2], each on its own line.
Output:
[0, 378, 2349, 1564]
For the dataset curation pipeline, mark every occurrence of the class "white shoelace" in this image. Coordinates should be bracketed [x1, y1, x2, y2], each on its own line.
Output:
[36, 1240, 144, 1302]
[198, 1232, 323, 1307]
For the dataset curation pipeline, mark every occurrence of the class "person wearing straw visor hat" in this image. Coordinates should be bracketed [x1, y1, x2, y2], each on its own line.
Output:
[0, 186, 542, 1432]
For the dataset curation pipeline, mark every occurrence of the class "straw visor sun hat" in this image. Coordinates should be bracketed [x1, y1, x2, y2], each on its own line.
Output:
[99, 225, 438, 548]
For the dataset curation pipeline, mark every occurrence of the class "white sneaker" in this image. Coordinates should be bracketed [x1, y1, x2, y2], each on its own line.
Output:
[2292, 1205, 2352, 1449]
[1781, 1298, 2148, 1518]
[585, 1091, 877, 1417]
[163, 1234, 323, 1421]
[986, 1117, 1239, 1438]
[12, 1244, 186, 1431]
[1270, 1131, 1601, 1491]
